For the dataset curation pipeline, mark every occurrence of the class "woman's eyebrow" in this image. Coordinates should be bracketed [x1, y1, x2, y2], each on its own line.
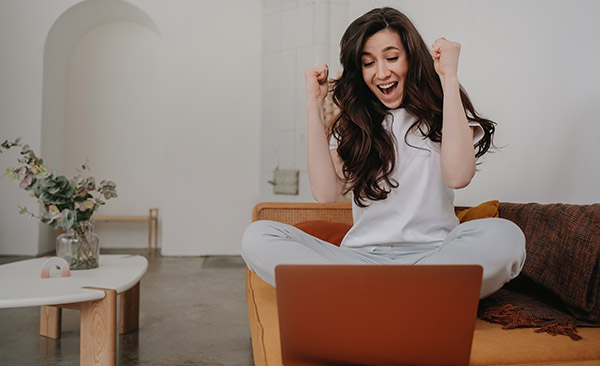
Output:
[361, 46, 401, 56]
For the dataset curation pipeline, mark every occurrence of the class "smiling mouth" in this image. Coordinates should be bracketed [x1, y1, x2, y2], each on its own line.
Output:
[377, 82, 398, 96]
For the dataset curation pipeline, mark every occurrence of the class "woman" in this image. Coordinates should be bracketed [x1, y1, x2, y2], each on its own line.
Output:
[242, 7, 525, 298]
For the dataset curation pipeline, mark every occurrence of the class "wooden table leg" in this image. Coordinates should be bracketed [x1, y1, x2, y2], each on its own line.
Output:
[40, 305, 62, 339]
[80, 288, 117, 366]
[147, 209, 152, 255]
[119, 282, 140, 334]
[154, 210, 158, 251]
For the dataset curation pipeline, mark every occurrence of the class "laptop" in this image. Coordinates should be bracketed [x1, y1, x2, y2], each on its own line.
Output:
[275, 264, 482, 366]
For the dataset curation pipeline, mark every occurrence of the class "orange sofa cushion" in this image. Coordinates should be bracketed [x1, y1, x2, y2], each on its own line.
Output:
[293, 220, 351, 246]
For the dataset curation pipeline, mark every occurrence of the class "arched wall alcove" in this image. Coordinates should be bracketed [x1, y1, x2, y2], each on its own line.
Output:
[40, 0, 164, 252]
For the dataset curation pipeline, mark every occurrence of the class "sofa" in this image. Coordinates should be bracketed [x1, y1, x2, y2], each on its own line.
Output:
[245, 201, 600, 366]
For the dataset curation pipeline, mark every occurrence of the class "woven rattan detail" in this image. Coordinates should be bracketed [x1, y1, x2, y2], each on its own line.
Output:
[252, 202, 353, 225]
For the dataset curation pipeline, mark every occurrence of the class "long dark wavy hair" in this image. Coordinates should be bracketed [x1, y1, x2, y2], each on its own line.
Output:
[330, 7, 495, 207]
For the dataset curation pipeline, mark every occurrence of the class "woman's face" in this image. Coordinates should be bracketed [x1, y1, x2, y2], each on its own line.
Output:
[361, 29, 408, 109]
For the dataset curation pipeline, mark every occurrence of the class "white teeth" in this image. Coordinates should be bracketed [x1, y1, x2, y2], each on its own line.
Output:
[379, 82, 396, 89]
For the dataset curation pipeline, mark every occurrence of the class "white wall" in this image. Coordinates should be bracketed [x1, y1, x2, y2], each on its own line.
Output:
[157, 0, 262, 256]
[346, 0, 600, 205]
[0, 0, 262, 256]
[0, 0, 65, 256]
[259, 0, 350, 203]
[64, 21, 164, 248]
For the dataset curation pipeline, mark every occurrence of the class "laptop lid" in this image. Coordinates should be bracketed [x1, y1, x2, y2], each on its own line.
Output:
[275, 264, 482, 366]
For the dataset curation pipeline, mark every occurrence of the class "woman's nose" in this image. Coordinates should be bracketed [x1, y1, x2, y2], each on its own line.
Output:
[376, 63, 391, 79]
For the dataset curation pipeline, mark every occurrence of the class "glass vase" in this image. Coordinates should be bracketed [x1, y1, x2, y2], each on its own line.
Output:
[56, 222, 100, 270]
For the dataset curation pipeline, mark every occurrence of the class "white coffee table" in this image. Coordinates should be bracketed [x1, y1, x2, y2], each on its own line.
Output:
[0, 254, 148, 366]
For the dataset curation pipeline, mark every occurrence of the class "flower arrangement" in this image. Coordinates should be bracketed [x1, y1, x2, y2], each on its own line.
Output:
[2, 138, 119, 268]
[1, 138, 117, 231]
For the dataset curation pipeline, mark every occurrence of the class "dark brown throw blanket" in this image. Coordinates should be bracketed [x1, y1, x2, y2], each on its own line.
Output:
[478, 277, 599, 340]
[478, 202, 600, 339]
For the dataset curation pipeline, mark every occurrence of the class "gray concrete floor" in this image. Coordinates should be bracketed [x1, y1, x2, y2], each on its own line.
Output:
[0, 249, 254, 366]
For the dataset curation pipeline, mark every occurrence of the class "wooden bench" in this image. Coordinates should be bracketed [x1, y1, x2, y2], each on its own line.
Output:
[92, 208, 159, 254]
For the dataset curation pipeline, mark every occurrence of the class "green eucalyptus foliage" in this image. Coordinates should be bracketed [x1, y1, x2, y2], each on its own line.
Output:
[1, 138, 118, 230]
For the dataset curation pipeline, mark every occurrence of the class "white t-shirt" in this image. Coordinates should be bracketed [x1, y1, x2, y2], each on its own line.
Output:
[329, 108, 483, 248]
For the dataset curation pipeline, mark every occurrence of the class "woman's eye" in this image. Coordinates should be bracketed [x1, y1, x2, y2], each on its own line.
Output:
[387, 57, 399, 62]
[363, 61, 375, 67]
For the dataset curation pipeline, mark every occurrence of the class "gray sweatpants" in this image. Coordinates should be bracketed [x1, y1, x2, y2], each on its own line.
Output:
[241, 218, 526, 298]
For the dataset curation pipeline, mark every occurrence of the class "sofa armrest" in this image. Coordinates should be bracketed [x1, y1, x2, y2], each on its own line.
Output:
[252, 202, 353, 225]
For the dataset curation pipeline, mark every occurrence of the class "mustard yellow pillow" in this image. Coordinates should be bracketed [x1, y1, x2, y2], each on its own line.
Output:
[455, 200, 499, 223]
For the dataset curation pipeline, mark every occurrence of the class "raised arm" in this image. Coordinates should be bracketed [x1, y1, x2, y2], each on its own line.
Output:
[432, 38, 477, 189]
[305, 64, 345, 203]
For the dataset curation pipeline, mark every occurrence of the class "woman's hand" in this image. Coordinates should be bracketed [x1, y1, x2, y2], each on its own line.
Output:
[304, 64, 329, 104]
[431, 38, 461, 81]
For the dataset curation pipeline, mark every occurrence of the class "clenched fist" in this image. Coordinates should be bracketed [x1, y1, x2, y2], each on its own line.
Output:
[305, 64, 329, 104]
[431, 38, 461, 79]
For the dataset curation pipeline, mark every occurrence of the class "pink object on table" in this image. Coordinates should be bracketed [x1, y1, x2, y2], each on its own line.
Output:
[40, 257, 70, 278]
